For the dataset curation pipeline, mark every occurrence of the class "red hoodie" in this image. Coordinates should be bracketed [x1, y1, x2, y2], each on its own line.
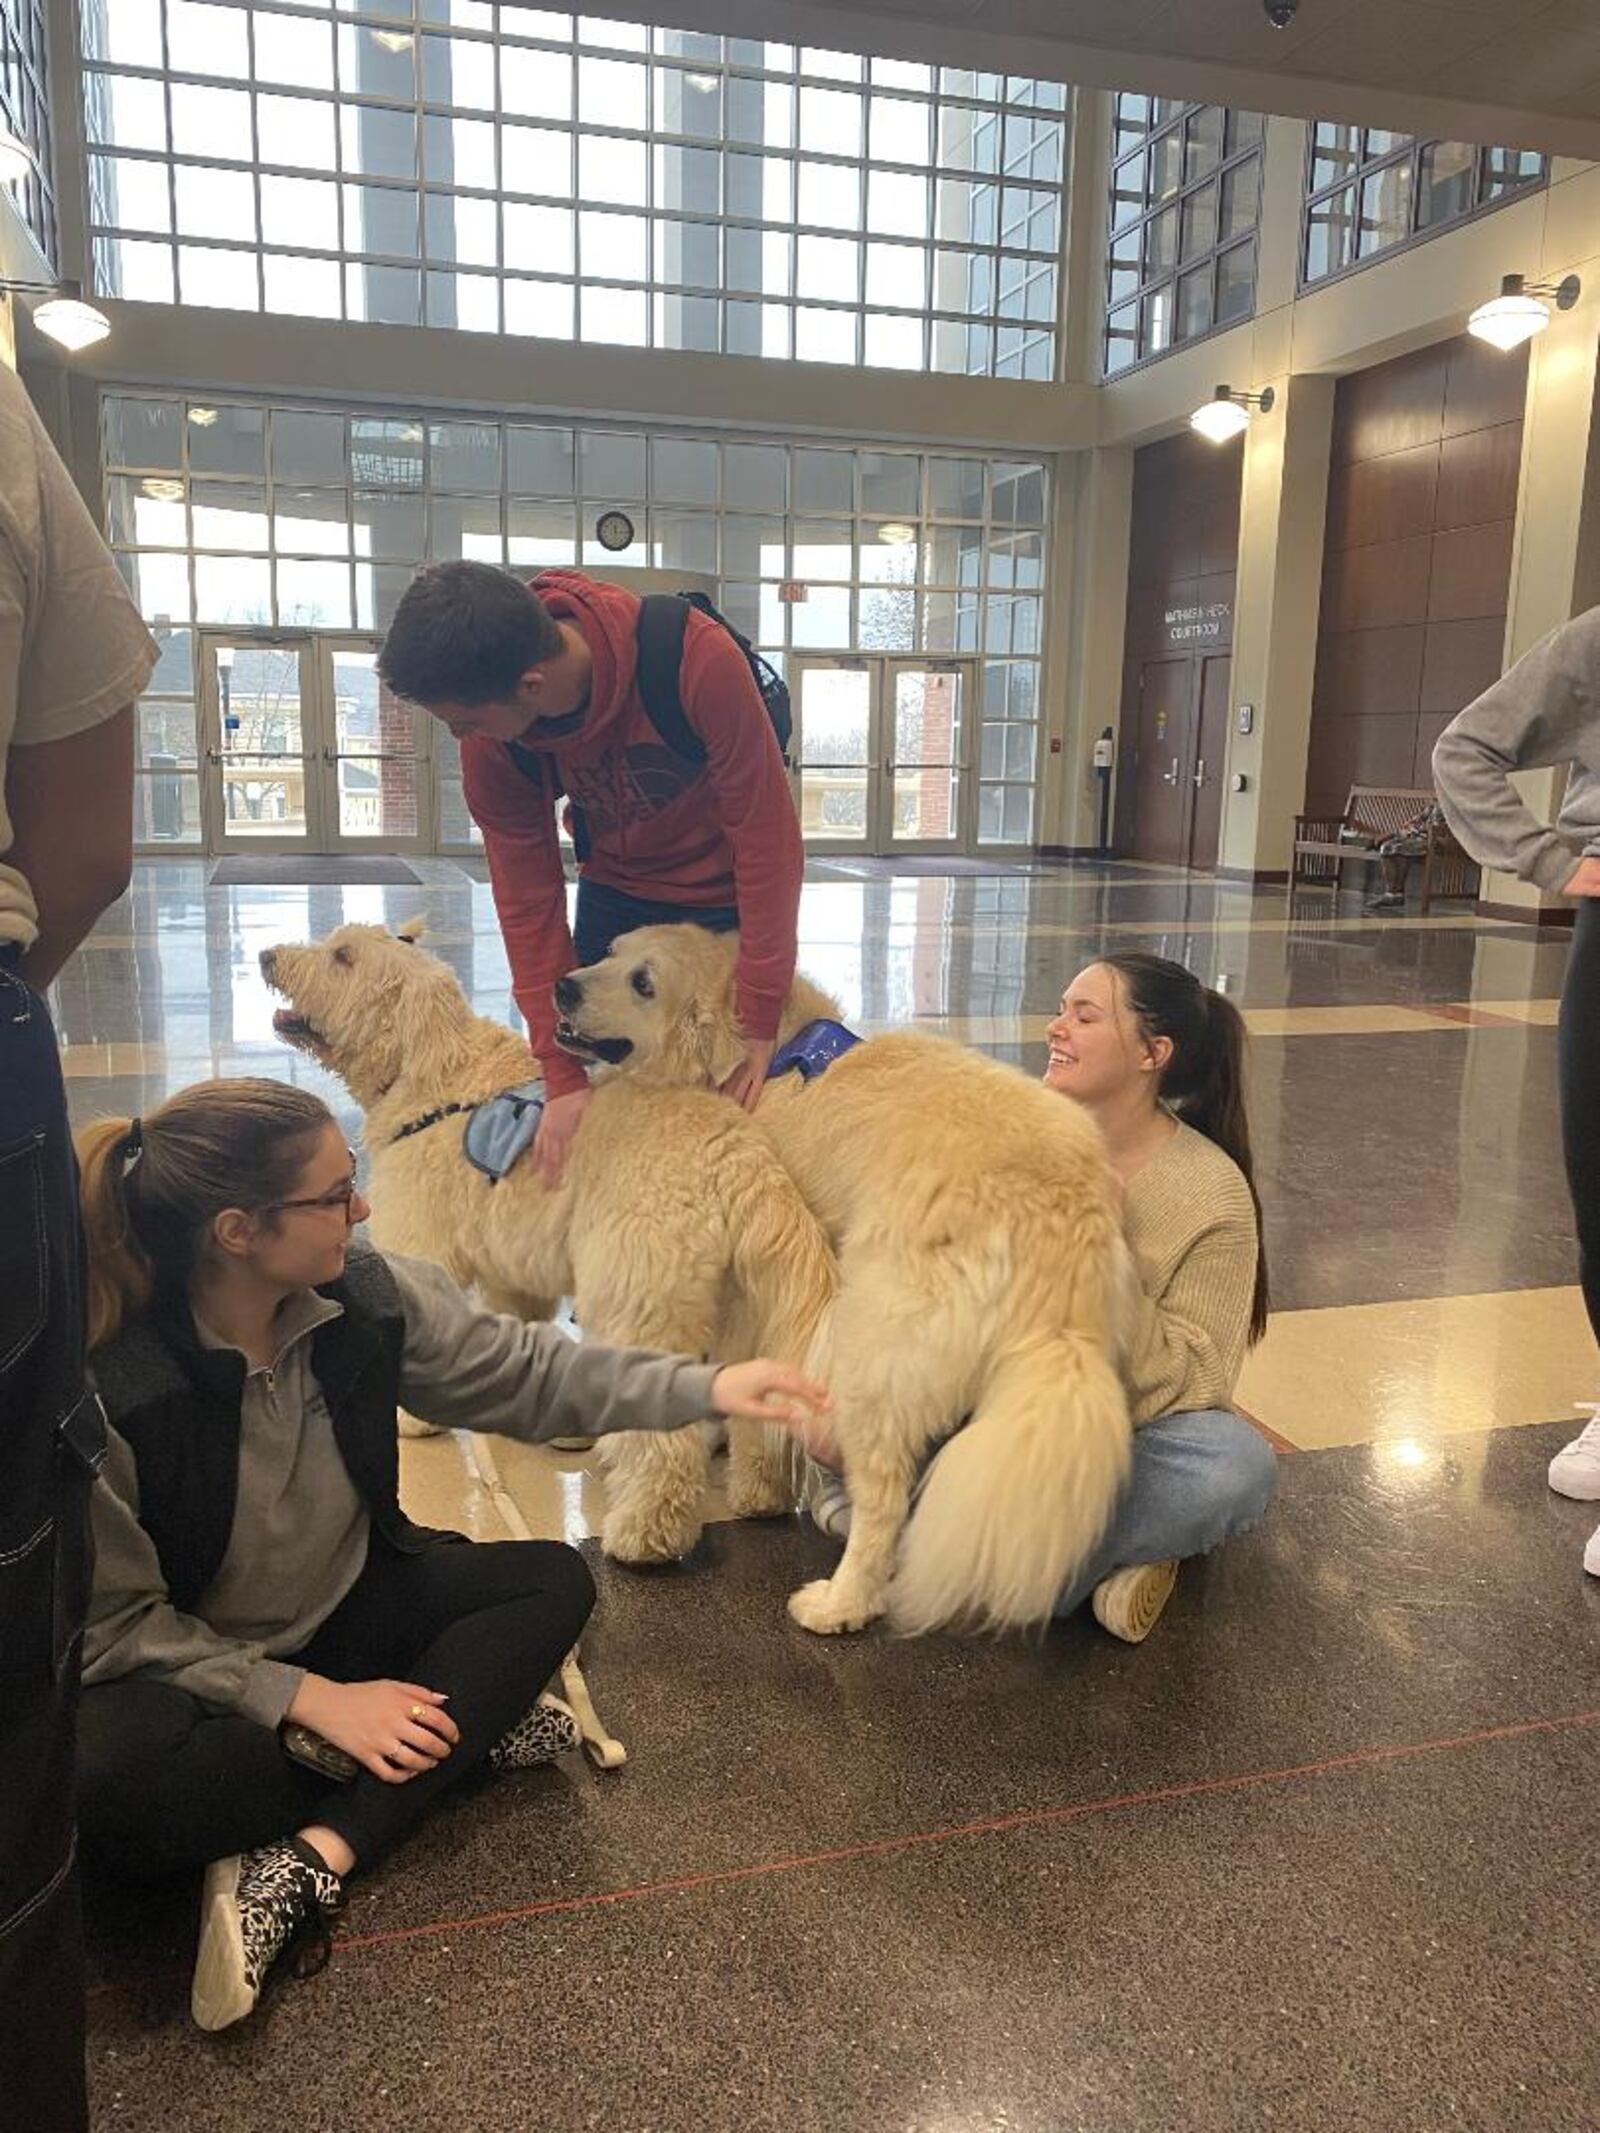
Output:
[461, 570, 803, 1098]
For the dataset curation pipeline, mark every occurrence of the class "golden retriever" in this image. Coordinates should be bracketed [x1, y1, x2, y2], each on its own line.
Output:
[552, 924, 1133, 1637]
[259, 920, 834, 1563]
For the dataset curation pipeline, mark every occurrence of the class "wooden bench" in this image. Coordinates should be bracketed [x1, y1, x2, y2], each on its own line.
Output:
[1290, 784, 1477, 913]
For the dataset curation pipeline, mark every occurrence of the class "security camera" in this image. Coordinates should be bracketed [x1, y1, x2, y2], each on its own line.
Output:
[1263, 0, 1298, 23]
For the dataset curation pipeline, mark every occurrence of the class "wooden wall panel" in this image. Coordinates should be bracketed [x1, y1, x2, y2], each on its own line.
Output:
[1308, 333, 1526, 815]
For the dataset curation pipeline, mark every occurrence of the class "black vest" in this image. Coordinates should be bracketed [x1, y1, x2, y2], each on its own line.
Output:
[91, 1244, 452, 1612]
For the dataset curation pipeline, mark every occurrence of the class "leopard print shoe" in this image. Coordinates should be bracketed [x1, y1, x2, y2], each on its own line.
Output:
[488, 1691, 582, 1772]
[191, 1839, 343, 2032]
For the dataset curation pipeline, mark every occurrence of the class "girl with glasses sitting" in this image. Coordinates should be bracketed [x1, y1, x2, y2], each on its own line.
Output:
[72, 1077, 826, 2033]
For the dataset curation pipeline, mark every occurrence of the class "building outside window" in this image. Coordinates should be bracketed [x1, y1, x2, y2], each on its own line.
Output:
[79, 5, 1068, 380]
[1104, 94, 1262, 377]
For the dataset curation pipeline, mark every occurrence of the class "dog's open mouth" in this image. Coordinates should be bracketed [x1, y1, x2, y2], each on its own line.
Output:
[553, 1017, 633, 1065]
[271, 1006, 328, 1052]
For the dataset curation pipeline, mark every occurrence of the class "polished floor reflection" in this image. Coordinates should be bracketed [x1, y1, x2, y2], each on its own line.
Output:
[73, 858, 1599, 2133]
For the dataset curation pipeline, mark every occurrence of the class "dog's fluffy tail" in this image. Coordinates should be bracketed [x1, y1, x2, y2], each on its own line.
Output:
[888, 1332, 1131, 1637]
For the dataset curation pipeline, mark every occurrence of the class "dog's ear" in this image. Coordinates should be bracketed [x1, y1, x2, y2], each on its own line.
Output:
[395, 915, 427, 945]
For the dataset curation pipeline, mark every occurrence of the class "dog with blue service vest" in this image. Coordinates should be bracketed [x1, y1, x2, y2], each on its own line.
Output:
[259, 917, 836, 1564]
[552, 923, 1135, 1637]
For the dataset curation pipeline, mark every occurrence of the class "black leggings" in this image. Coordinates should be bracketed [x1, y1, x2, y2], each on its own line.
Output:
[77, 1536, 595, 1884]
[1561, 898, 1600, 1346]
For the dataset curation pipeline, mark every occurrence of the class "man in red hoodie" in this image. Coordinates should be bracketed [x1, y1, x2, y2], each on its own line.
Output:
[378, 561, 804, 1181]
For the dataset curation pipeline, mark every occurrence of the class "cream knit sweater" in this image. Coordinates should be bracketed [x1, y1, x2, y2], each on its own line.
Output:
[1122, 1119, 1260, 1426]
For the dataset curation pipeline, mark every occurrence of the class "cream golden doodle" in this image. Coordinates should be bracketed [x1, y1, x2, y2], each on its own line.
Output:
[259, 920, 833, 1565]
[554, 925, 1134, 1638]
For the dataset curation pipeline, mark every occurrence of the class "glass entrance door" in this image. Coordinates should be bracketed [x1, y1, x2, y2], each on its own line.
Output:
[316, 637, 432, 852]
[197, 631, 430, 854]
[791, 654, 976, 855]
[199, 635, 315, 852]
[792, 657, 878, 849]
[884, 659, 968, 852]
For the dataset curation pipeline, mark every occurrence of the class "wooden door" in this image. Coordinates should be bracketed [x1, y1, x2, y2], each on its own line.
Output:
[1186, 655, 1230, 870]
[1130, 658, 1192, 865]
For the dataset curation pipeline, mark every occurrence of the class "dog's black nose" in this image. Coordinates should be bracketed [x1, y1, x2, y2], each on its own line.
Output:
[553, 974, 581, 1014]
[259, 948, 276, 979]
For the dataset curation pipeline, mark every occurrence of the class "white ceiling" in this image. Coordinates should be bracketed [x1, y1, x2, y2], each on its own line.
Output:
[543, 0, 1600, 160]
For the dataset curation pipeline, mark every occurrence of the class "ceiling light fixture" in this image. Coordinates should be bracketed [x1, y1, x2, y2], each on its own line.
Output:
[1467, 270, 1581, 351]
[684, 71, 720, 92]
[0, 275, 112, 353]
[0, 127, 32, 186]
[141, 477, 185, 503]
[876, 521, 916, 544]
[1189, 382, 1274, 443]
[188, 405, 218, 426]
[373, 29, 414, 52]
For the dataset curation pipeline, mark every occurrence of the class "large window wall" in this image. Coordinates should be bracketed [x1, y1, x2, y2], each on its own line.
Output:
[102, 391, 1049, 849]
[80, 4, 1067, 379]
[1302, 128, 1544, 286]
[1104, 94, 1262, 377]
[2, 0, 54, 266]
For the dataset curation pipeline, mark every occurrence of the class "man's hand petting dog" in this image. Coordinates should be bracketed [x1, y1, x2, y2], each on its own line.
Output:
[710, 1359, 832, 1429]
[533, 1085, 593, 1184]
[288, 1674, 460, 1784]
[719, 1035, 775, 1112]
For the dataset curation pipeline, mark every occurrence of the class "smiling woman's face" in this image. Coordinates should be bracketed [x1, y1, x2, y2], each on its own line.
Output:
[1043, 962, 1156, 1106]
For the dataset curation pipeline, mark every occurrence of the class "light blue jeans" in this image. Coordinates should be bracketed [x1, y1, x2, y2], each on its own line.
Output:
[805, 1408, 1279, 1618]
[1051, 1407, 1279, 1619]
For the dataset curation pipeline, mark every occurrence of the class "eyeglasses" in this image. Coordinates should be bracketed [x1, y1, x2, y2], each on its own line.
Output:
[263, 1168, 361, 1219]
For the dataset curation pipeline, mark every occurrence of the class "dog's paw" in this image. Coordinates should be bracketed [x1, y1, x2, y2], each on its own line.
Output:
[787, 1577, 879, 1636]
[724, 1472, 796, 1521]
[601, 1505, 704, 1565]
[397, 1411, 443, 1440]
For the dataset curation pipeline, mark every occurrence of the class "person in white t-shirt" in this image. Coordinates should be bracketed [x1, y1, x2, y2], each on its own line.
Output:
[0, 358, 156, 2133]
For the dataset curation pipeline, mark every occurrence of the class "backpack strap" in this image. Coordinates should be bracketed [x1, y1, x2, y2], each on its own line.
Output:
[634, 595, 705, 764]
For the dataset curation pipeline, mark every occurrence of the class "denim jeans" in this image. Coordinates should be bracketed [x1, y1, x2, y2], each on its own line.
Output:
[572, 876, 739, 968]
[806, 1407, 1279, 1619]
[1050, 1407, 1279, 1618]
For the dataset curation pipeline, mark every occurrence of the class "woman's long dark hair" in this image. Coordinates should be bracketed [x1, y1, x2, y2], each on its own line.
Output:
[1101, 952, 1270, 1343]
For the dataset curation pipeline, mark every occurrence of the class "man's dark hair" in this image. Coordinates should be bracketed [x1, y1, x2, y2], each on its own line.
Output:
[377, 560, 564, 707]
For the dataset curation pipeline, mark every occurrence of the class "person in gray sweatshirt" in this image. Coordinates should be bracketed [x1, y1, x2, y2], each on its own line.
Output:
[1433, 609, 1600, 1576]
[72, 1076, 829, 2033]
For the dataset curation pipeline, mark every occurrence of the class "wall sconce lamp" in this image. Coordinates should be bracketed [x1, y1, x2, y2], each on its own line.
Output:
[0, 276, 112, 353]
[1189, 383, 1275, 443]
[1468, 272, 1581, 352]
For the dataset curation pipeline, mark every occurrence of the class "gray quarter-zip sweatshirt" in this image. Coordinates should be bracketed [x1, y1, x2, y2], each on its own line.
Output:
[83, 1251, 719, 1727]
[1432, 605, 1600, 895]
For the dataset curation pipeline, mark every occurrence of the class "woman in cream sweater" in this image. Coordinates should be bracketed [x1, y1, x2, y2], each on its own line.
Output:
[801, 951, 1277, 1644]
[1042, 951, 1276, 1642]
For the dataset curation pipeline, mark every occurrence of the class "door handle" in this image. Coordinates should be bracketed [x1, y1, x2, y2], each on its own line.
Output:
[1194, 757, 1206, 788]
[1161, 755, 1180, 786]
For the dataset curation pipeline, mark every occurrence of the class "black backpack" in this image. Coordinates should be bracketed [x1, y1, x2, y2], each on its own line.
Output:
[507, 593, 791, 861]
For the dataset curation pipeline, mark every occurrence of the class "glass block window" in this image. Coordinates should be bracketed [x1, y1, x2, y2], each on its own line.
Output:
[80, 8, 1067, 379]
[1104, 95, 1261, 377]
[102, 392, 1048, 848]
[0, 0, 55, 267]
[1302, 128, 1545, 286]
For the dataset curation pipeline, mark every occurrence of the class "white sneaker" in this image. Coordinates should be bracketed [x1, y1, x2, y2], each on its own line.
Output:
[1549, 1410, 1600, 1501]
[1585, 1520, 1600, 1578]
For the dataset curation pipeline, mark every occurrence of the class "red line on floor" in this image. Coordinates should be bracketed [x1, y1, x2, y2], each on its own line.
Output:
[334, 1705, 1600, 1959]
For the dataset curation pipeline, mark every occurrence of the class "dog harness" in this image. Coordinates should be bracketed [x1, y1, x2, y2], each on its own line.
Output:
[390, 1079, 546, 1184]
[766, 1018, 862, 1083]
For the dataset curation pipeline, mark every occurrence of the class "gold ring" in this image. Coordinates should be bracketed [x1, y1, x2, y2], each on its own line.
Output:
[409, 1703, 425, 1720]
